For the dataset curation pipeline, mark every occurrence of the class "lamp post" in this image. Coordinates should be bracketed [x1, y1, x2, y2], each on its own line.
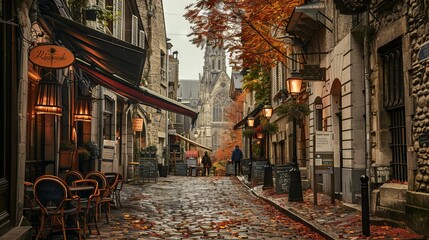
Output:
[247, 116, 255, 181]
[262, 105, 274, 189]
[287, 70, 304, 202]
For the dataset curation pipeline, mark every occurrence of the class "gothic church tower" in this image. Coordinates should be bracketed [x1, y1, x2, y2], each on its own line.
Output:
[195, 43, 232, 153]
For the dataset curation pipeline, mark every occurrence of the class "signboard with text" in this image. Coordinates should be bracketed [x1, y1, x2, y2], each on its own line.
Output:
[29, 45, 75, 69]
[315, 131, 334, 153]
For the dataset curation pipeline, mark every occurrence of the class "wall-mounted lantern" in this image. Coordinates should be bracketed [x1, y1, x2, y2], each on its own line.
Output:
[35, 79, 62, 116]
[74, 97, 92, 122]
[286, 70, 303, 97]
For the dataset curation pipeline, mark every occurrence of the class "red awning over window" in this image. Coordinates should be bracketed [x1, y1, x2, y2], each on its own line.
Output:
[77, 61, 198, 121]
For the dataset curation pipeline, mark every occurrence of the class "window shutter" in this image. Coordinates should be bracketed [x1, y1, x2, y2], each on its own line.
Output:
[131, 15, 138, 45]
[139, 30, 145, 49]
[114, 0, 124, 39]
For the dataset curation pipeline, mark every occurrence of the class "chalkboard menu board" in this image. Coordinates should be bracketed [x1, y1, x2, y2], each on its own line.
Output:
[275, 164, 293, 194]
[241, 159, 250, 175]
[139, 158, 158, 183]
[175, 163, 188, 176]
[251, 161, 266, 184]
[226, 163, 235, 176]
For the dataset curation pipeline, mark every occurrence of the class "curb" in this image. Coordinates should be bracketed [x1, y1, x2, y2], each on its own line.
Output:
[238, 176, 337, 240]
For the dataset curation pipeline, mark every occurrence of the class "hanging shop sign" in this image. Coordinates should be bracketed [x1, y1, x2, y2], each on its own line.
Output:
[299, 65, 325, 81]
[132, 118, 144, 132]
[29, 44, 75, 69]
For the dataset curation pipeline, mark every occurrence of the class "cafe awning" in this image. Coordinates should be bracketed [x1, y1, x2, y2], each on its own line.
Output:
[39, 12, 145, 84]
[39, 12, 199, 121]
[77, 60, 198, 121]
[173, 134, 212, 152]
[233, 104, 263, 130]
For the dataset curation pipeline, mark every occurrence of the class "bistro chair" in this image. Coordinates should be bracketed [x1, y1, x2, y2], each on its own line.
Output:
[33, 175, 81, 240]
[85, 171, 112, 223]
[64, 170, 84, 186]
[72, 179, 100, 236]
[104, 172, 123, 208]
[23, 181, 40, 235]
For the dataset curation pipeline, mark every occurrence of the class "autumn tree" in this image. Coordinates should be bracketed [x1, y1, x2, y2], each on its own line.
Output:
[184, 0, 303, 71]
[214, 91, 245, 162]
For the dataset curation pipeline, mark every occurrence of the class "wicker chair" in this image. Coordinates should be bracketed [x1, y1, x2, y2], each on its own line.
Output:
[104, 172, 123, 208]
[33, 175, 81, 240]
[85, 171, 112, 223]
[72, 179, 100, 236]
[64, 170, 84, 186]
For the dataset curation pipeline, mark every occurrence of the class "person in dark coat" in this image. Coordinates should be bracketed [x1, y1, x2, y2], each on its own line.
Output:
[201, 151, 212, 176]
[231, 145, 243, 176]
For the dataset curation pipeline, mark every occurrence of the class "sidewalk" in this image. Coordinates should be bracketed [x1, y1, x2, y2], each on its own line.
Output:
[237, 176, 427, 240]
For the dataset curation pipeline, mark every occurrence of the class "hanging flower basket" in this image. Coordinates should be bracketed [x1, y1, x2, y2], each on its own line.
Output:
[243, 129, 256, 138]
[276, 101, 310, 122]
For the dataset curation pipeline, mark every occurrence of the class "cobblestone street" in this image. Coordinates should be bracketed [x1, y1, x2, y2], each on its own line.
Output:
[88, 176, 323, 239]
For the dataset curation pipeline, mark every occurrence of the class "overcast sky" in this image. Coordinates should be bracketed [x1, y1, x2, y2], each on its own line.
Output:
[164, 0, 204, 80]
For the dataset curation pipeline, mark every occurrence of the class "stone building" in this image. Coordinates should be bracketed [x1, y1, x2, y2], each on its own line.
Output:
[272, 0, 429, 236]
[194, 43, 233, 153]
[0, 0, 197, 237]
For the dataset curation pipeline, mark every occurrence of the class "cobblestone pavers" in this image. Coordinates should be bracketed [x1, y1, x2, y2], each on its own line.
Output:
[247, 177, 426, 240]
[87, 176, 323, 240]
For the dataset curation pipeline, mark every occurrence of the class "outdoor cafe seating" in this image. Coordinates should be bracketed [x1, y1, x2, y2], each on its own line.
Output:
[85, 171, 112, 223]
[72, 179, 100, 236]
[104, 172, 123, 208]
[64, 170, 84, 186]
[33, 175, 81, 240]
[24, 170, 123, 238]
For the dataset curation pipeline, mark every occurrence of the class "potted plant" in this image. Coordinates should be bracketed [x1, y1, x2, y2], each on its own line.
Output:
[141, 145, 157, 158]
[78, 141, 99, 174]
[59, 141, 76, 170]
[77, 147, 91, 161]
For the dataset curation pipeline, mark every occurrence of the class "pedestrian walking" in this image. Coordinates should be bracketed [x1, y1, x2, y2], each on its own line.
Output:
[201, 151, 212, 176]
[231, 145, 243, 176]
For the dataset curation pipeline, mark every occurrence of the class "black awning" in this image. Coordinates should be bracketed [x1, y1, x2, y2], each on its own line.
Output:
[286, 2, 329, 39]
[39, 12, 145, 85]
[77, 60, 199, 121]
[233, 104, 263, 130]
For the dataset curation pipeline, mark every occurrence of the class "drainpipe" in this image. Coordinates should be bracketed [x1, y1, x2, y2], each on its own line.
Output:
[364, 7, 372, 204]
[98, 86, 104, 171]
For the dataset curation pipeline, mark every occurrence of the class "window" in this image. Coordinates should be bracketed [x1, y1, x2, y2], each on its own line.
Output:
[212, 59, 215, 69]
[160, 51, 166, 83]
[218, 59, 221, 70]
[103, 97, 114, 140]
[380, 39, 407, 182]
[212, 91, 228, 122]
[314, 97, 323, 131]
[212, 132, 219, 152]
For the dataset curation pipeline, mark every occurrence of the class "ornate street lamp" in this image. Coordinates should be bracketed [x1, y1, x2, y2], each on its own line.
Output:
[263, 105, 274, 189]
[247, 116, 255, 127]
[247, 116, 255, 181]
[286, 71, 304, 202]
[152, 109, 162, 123]
[286, 70, 303, 97]
[263, 105, 273, 120]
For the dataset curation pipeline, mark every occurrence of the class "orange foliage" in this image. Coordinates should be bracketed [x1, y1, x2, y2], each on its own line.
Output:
[213, 92, 245, 162]
[184, 0, 304, 70]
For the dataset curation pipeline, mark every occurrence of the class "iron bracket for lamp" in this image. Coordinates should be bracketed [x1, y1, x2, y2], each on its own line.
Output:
[316, 11, 333, 32]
